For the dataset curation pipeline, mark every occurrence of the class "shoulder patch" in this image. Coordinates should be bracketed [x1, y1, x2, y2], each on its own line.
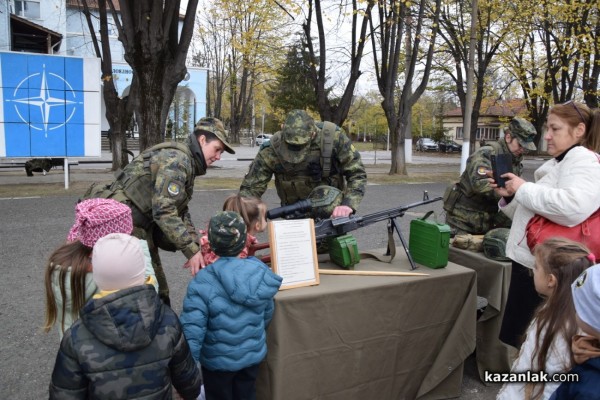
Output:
[476, 166, 488, 176]
[167, 181, 181, 196]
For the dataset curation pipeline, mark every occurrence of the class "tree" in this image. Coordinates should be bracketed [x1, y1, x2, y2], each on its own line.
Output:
[269, 38, 319, 114]
[347, 91, 387, 143]
[368, 0, 442, 174]
[78, 0, 134, 170]
[194, 0, 287, 142]
[435, 0, 515, 154]
[192, 7, 231, 118]
[537, 0, 599, 108]
[498, 0, 599, 145]
[411, 93, 456, 141]
[79, 0, 199, 154]
[579, 3, 600, 108]
[497, 5, 551, 143]
[302, 0, 375, 126]
[115, 0, 199, 150]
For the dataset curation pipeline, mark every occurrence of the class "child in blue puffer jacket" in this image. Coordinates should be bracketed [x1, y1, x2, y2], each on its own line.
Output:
[181, 211, 282, 400]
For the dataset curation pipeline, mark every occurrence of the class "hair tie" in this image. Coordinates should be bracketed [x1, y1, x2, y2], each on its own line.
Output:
[586, 253, 596, 264]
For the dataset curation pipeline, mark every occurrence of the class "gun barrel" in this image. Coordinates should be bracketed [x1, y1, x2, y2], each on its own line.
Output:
[267, 199, 312, 220]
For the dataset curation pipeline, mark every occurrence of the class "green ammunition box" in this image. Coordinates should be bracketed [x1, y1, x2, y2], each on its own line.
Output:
[328, 234, 360, 269]
[409, 212, 451, 269]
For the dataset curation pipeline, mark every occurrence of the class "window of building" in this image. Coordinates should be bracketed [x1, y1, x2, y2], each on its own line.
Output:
[476, 127, 499, 140]
[15, 1, 41, 19]
[456, 126, 498, 140]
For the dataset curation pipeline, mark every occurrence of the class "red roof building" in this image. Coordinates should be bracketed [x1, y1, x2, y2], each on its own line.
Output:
[443, 99, 529, 145]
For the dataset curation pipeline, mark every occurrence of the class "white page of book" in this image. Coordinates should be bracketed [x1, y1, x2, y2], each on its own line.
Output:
[269, 219, 319, 289]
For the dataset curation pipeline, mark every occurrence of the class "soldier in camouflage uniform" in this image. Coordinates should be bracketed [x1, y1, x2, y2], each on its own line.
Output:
[443, 117, 537, 234]
[49, 233, 201, 400]
[239, 110, 367, 219]
[83, 117, 234, 305]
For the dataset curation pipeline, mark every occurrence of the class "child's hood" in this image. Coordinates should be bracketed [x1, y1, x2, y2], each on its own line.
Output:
[212, 257, 282, 306]
[81, 285, 162, 351]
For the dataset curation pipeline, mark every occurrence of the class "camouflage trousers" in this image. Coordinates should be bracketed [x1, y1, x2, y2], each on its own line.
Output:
[445, 203, 512, 235]
[132, 226, 170, 304]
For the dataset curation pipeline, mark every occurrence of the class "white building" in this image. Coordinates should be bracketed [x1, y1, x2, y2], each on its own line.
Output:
[0, 0, 207, 137]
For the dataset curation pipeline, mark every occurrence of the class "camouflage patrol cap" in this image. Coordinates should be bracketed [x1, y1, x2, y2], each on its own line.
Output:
[195, 117, 235, 154]
[508, 117, 537, 151]
[482, 228, 511, 261]
[282, 110, 316, 146]
[208, 211, 247, 257]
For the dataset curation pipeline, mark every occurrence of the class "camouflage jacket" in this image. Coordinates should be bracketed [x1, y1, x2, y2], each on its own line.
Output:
[49, 285, 201, 400]
[457, 140, 522, 206]
[239, 126, 367, 211]
[115, 138, 206, 259]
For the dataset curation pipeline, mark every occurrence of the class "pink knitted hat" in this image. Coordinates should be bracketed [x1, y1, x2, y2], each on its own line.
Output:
[67, 198, 133, 248]
[92, 233, 145, 291]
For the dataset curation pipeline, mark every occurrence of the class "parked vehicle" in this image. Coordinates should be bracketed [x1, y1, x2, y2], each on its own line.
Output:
[416, 138, 439, 152]
[438, 140, 462, 153]
[255, 133, 273, 146]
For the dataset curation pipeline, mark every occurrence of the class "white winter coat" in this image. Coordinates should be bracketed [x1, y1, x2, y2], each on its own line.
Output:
[500, 146, 600, 269]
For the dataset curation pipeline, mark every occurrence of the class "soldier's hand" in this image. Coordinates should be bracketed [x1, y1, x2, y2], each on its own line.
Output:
[331, 205, 353, 218]
[488, 176, 510, 197]
[184, 251, 206, 276]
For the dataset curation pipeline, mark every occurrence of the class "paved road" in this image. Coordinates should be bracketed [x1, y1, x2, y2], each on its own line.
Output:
[0, 147, 544, 399]
[0, 145, 545, 186]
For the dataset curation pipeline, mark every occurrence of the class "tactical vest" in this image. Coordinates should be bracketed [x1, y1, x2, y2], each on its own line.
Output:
[444, 140, 521, 215]
[86, 142, 199, 229]
[271, 122, 344, 205]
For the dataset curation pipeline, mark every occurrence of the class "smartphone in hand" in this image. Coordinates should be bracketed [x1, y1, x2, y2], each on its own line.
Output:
[491, 154, 512, 188]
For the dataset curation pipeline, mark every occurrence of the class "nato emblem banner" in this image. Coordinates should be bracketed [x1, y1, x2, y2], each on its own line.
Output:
[0, 52, 101, 158]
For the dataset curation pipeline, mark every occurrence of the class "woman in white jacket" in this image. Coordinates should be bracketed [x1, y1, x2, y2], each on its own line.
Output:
[492, 101, 600, 349]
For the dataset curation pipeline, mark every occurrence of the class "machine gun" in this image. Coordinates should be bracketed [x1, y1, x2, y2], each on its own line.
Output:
[266, 199, 312, 220]
[266, 192, 442, 270]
